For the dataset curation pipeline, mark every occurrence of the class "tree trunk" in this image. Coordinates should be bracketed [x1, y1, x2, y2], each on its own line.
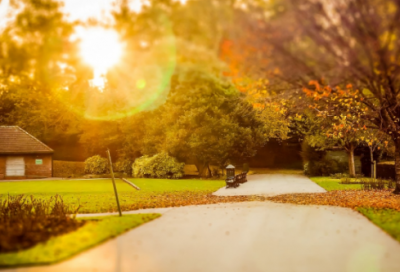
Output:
[194, 163, 207, 178]
[369, 147, 374, 178]
[393, 139, 400, 194]
[346, 144, 356, 177]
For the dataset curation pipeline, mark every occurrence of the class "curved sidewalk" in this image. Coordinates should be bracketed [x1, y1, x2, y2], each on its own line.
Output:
[7, 201, 400, 272]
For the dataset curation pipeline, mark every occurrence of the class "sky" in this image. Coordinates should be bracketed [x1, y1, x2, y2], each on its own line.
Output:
[0, 0, 146, 31]
[0, 0, 189, 28]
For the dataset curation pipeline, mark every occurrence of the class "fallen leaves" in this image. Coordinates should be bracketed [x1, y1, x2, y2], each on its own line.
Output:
[267, 190, 400, 211]
[111, 192, 268, 212]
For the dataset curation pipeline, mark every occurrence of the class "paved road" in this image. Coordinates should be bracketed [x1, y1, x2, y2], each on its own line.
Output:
[6, 174, 400, 272]
[9, 202, 400, 272]
[214, 173, 326, 196]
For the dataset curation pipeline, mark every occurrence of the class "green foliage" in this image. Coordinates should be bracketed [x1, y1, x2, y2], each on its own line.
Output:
[124, 69, 267, 176]
[0, 214, 159, 267]
[305, 159, 348, 177]
[330, 173, 349, 179]
[0, 195, 82, 253]
[300, 140, 325, 163]
[301, 140, 348, 176]
[53, 161, 85, 178]
[84, 155, 109, 175]
[113, 158, 133, 175]
[132, 153, 185, 179]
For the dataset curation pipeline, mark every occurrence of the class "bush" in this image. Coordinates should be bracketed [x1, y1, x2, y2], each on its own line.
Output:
[0, 195, 83, 253]
[84, 155, 109, 174]
[53, 161, 85, 178]
[377, 163, 395, 180]
[132, 152, 185, 179]
[113, 158, 133, 175]
[305, 159, 348, 176]
[330, 173, 349, 179]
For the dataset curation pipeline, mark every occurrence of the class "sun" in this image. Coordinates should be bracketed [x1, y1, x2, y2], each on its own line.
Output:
[78, 27, 123, 89]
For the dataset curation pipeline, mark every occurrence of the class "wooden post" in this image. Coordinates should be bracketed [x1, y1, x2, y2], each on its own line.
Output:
[107, 149, 122, 216]
[121, 178, 140, 190]
[373, 160, 377, 180]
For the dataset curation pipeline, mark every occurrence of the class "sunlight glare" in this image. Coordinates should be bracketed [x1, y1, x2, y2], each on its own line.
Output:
[78, 27, 123, 89]
[0, 0, 10, 31]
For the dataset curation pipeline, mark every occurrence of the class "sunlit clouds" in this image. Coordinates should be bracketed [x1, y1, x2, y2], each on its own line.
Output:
[77, 27, 124, 90]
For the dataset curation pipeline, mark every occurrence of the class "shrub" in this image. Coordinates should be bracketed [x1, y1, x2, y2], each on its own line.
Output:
[84, 155, 109, 174]
[305, 158, 348, 176]
[330, 173, 349, 179]
[0, 195, 83, 253]
[113, 158, 133, 176]
[132, 152, 185, 179]
[53, 161, 85, 178]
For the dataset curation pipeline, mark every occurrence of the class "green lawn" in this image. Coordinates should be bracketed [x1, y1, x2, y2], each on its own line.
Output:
[0, 213, 160, 267]
[310, 177, 363, 191]
[0, 178, 225, 213]
[311, 177, 400, 244]
[358, 208, 400, 243]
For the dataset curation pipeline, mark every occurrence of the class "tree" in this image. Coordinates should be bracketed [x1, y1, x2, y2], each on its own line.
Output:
[130, 67, 267, 177]
[246, 0, 400, 193]
[0, 0, 81, 140]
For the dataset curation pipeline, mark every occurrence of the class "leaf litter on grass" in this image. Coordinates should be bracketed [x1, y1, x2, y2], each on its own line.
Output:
[267, 190, 400, 211]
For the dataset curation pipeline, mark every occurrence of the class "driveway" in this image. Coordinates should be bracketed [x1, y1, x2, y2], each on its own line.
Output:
[213, 173, 326, 196]
[8, 201, 400, 272]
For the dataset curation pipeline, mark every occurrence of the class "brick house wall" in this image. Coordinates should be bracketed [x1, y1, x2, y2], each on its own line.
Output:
[25, 154, 53, 178]
[0, 154, 52, 179]
[0, 126, 54, 180]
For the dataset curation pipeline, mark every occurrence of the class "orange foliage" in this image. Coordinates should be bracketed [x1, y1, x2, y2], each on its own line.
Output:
[268, 190, 400, 211]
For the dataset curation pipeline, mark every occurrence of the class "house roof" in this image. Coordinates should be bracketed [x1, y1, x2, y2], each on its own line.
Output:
[0, 126, 54, 154]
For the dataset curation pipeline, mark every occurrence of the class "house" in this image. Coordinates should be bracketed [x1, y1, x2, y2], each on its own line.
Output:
[0, 126, 53, 179]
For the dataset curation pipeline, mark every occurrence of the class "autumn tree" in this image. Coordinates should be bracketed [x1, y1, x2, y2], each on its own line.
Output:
[0, 0, 81, 140]
[245, 0, 400, 193]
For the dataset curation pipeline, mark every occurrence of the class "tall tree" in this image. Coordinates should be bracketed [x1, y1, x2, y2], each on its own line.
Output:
[0, 0, 81, 140]
[247, 0, 400, 193]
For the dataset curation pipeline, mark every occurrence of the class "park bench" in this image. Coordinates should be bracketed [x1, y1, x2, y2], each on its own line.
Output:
[225, 172, 248, 188]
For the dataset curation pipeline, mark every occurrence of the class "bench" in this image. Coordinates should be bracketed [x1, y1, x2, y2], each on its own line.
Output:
[225, 172, 247, 188]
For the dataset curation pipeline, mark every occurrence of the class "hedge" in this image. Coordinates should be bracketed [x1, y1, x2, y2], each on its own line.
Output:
[53, 161, 85, 178]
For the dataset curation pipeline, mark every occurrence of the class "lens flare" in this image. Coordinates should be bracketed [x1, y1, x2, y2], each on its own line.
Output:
[136, 79, 146, 89]
[54, 14, 176, 121]
[78, 27, 123, 89]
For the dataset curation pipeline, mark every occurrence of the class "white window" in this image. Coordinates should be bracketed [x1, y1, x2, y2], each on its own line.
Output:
[6, 156, 25, 176]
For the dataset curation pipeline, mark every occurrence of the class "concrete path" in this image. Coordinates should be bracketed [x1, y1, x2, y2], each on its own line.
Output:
[7, 201, 400, 272]
[213, 173, 326, 196]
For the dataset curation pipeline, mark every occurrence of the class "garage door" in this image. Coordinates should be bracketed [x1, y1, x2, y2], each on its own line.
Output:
[6, 157, 25, 176]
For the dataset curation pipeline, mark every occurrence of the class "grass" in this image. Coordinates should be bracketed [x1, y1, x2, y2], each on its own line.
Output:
[0, 178, 225, 213]
[310, 177, 363, 191]
[358, 208, 400, 243]
[0, 213, 160, 267]
[309, 176, 400, 244]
